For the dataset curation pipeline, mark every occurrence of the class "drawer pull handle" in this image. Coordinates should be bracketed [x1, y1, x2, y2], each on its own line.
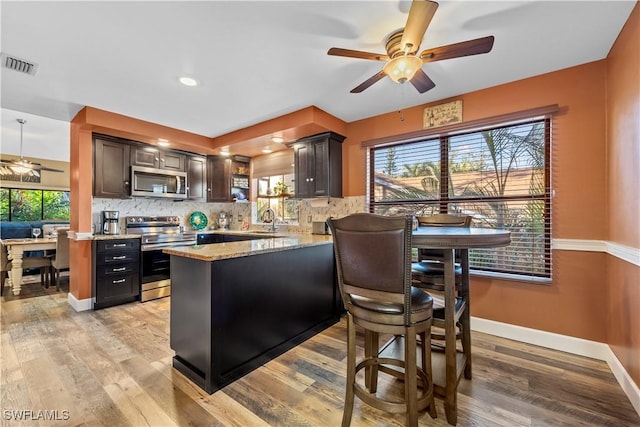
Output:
[112, 255, 127, 260]
[112, 278, 126, 284]
[112, 267, 126, 272]
[113, 243, 127, 248]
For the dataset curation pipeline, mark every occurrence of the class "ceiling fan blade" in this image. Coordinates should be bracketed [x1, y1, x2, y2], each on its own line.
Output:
[420, 35, 495, 63]
[33, 164, 65, 173]
[410, 69, 436, 93]
[0, 159, 64, 173]
[327, 47, 388, 61]
[400, 0, 438, 54]
[351, 70, 387, 93]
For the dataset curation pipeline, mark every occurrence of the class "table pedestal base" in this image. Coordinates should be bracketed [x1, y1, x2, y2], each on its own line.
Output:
[378, 335, 467, 425]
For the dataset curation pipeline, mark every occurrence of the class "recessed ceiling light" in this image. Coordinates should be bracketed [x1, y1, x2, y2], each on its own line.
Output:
[157, 139, 170, 147]
[262, 147, 273, 154]
[271, 136, 284, 144]
[220, 147, 231, 156]
[179, 76, 198, 87]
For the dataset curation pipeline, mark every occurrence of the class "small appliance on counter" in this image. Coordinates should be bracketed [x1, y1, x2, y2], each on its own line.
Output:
[102, 210, 120, 235]
[217, 212, 229, 230]
[312, 221, 331, 235]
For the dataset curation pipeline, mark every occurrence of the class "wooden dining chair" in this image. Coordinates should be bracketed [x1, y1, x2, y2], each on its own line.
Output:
[48, 228, 70, 290]
[1, 244, 52, 296]
[411, 213, 472, 425]
[328, 213, 437, 427]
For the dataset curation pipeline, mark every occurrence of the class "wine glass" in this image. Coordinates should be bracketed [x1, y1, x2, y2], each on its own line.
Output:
[32, 228, 41, 239]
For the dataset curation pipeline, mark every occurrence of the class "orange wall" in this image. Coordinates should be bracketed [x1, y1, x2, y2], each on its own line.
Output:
[344, 61, 609, 341]
[606, 3, 639, 386]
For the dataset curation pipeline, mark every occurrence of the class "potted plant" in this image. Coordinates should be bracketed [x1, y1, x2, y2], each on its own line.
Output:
[273, 181, 290, 197]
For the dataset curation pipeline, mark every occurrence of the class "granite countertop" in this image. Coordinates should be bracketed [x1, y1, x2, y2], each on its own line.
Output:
[194, 229, 292, 238]
[163, 234, 333, 262]
[91, 234, 141, 241]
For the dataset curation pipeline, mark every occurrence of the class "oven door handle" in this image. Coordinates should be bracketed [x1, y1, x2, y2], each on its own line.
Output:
[141, 242, 196, 251]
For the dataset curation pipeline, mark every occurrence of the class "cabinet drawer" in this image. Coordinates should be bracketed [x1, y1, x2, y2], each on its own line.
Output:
[97, 239, 140, 253]
[97, 263, 139, 276]
[98, 252, 138, 265]
[95, 274, 140, 301]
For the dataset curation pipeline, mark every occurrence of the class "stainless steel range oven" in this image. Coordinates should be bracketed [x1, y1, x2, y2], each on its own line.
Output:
[125, 216, 196, 302]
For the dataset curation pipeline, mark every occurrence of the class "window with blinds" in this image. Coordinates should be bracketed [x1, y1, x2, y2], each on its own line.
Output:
[369, 118, 551, 280]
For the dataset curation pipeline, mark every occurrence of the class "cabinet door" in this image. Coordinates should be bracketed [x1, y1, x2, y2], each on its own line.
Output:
[131, 145, 159, 168]
[310, 138, 329, 197]
[207, 156, 232, 202]
[290, 132, 344, 199]
[94, 137, 131, 198]
[187, 156, 207, 201]
[161, 151, 186, 171]
[293, 143, 311, 198]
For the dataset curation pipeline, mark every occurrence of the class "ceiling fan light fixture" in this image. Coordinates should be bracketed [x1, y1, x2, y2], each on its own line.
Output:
[9, 160, 33, 174]
[1, 118, 65, 174]
[383, 55, 423, 84]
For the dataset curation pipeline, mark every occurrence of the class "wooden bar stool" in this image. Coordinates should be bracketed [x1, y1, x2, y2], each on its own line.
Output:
[328, 213, 437, 427]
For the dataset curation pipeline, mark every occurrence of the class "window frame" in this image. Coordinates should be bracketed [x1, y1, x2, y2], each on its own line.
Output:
[0, 187, 71, 222]
[364, 105, 557, 281]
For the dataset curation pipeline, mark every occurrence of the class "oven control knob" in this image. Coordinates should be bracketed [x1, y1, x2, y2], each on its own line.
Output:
[137, 217, 143, 223]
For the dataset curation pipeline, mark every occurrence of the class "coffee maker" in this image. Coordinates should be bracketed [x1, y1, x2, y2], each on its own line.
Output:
[102, 210, 120, 235]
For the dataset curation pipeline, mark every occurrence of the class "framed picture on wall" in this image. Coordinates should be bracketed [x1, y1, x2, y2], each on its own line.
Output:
[423, 100, 463, 129]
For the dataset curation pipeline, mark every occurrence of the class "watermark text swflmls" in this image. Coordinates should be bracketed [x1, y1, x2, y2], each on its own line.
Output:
[3, 409, 70, 421]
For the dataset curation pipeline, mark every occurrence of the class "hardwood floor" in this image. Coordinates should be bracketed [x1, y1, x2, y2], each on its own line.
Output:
[1, 292, 638, 426]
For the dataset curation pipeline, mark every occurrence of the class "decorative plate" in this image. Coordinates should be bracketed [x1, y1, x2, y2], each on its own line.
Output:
[189, 211, 208, 230]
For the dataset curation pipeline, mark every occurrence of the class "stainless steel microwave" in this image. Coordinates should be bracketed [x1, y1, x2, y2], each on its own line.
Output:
[131, 165, 187, 199]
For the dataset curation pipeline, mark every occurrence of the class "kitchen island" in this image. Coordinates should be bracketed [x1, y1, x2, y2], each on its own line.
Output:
[163, 234, 340, 394]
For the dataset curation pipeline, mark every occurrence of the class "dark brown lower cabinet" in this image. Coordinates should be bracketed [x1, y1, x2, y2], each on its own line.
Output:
[169, 243, 341, 394]
[93, 238, 141, 309]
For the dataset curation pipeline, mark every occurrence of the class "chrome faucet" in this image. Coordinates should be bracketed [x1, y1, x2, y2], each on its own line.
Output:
[262, 208, 277, 232]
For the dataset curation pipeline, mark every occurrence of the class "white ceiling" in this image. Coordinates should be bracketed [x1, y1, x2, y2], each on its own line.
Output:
[0, 1, 636, 161]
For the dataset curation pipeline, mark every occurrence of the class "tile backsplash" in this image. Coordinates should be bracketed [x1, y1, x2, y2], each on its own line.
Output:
[92, 196, 366, 234]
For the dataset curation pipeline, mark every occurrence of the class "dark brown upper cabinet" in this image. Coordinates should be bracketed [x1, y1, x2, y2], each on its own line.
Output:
[206, 156, 231, 202]
[93, 135, 131, 198]
[131, 145, 186, 171]
[186, 155, 207, 201]
[207, 155, 250, 202]
[288, 132, 345, 198]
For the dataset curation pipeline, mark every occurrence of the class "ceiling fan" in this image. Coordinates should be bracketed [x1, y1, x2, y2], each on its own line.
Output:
[327, 0, 495, 94]
[0, 118, 64, 175]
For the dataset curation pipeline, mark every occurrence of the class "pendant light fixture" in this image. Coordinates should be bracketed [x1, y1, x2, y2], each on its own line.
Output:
[0, 118, 64, 174]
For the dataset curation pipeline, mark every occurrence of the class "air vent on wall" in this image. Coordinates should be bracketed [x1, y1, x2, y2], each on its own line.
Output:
[1, 53, 38, 76]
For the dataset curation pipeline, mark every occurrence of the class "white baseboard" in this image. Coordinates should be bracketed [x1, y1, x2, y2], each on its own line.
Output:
[471, 316, 640, 416]
[67, 293, 92, 312]
[605, 346, 640, 416]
